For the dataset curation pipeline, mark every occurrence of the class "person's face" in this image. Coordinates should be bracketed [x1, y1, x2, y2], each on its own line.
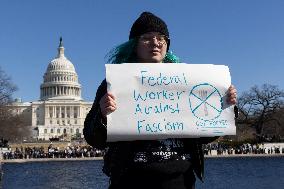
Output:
[136, 32, 168, 63]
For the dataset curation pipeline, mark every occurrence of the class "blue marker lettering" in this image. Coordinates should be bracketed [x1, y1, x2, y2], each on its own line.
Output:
[135, 104, 142, 114]
[182, 73, 188, 85]
[133, 90, 146, 101]
[148, 76, 156, 86]
[176, 91, 185, 100]
[137, 120, 145, 133]
[141, 70, 148, 85]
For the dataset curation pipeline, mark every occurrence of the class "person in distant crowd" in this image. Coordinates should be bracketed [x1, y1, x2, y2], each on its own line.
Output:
[84, 12, 237, 189]
[0, 138, 9, 148]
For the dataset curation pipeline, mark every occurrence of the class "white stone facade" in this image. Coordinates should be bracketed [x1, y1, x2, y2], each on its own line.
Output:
[11, 38, 92, 140]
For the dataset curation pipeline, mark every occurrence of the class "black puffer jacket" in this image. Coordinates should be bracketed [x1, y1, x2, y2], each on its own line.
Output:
[83, 79, 218, 182]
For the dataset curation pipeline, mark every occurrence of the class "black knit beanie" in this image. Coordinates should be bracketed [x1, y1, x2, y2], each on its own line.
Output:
[129, 12, 170, 51]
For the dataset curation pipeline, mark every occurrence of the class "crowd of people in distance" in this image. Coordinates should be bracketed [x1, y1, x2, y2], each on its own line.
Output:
[1, 142, 283, 160]
[1, 145, 104, 160]
[203, 143, 284, 155]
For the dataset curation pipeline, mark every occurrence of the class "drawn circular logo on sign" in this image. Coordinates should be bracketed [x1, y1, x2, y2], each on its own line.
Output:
[189, 83, 223, 121]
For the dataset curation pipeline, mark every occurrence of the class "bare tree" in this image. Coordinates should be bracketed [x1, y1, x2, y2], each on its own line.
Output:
[0, 67, 32, 141]
[0, 66, 17, 124]
[237, 84, 284, 140]
[0, 66, 17, 106]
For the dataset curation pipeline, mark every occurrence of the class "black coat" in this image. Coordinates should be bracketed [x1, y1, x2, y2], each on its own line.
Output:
[83, 79, 218, 181]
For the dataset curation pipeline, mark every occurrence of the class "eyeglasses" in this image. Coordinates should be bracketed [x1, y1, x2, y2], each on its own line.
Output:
[139, 34, 168, 46]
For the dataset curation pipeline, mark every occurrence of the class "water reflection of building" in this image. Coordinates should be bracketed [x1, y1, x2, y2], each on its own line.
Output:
[11, 38, 92, 140]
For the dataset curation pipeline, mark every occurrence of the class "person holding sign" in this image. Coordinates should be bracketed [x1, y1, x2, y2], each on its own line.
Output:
[84, 12, 237, 189]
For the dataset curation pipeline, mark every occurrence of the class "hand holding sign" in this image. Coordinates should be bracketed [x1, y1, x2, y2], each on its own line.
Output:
[99, 92, 117, 118]
[226, 85, 237, 104]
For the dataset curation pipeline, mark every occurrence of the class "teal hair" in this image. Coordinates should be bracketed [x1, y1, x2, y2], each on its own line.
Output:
[164, 51, 181, 63]
[105, 39, 180, 64]
[105, 39, 137, 64]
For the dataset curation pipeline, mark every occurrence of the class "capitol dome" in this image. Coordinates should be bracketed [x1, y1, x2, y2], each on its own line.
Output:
[40, 38, 82, 101]
[46, 57, 76, 73]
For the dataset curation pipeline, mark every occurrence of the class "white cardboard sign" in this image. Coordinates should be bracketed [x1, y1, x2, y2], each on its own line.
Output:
[106, 63, 236, 142]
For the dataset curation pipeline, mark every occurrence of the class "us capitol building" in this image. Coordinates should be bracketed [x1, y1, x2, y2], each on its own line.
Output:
[11, 38, 92, 140]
